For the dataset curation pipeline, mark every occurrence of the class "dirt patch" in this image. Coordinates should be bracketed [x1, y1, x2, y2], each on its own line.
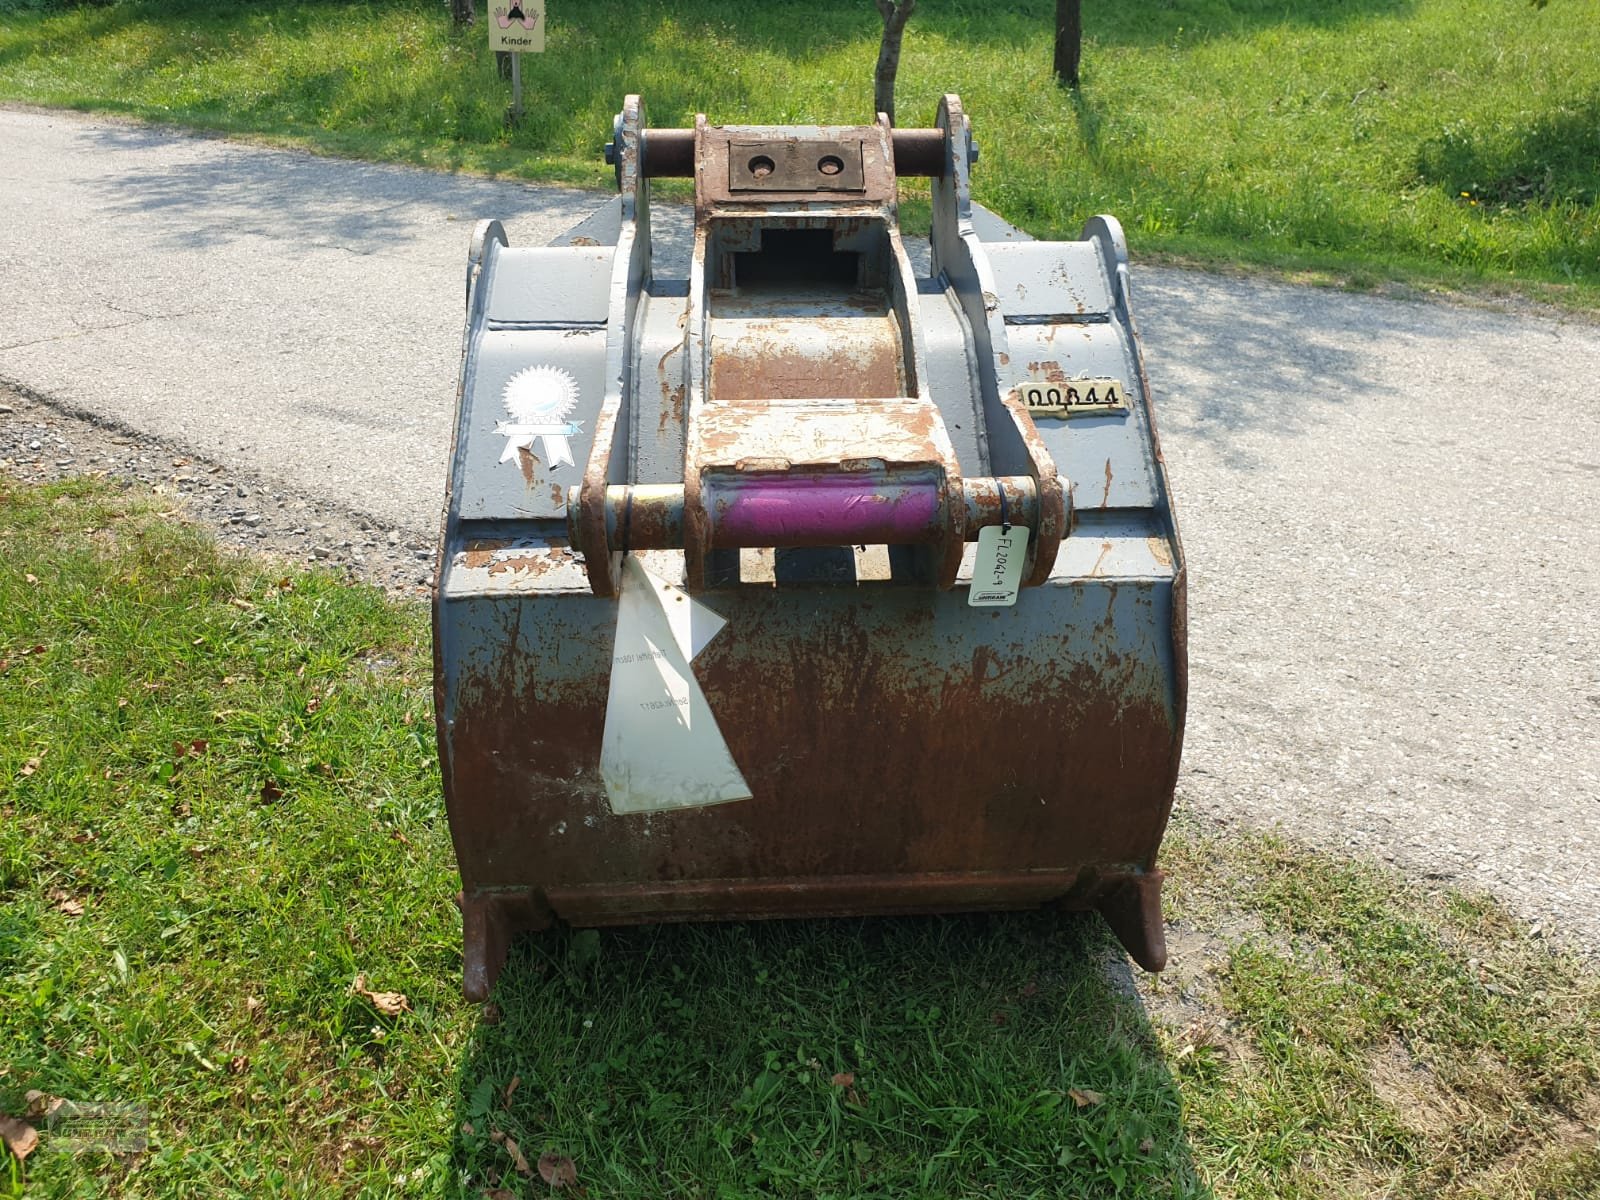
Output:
[1367, 1038, 1465, 1140]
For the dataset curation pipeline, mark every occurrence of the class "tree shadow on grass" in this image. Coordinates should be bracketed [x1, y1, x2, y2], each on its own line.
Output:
[585, 0, 1419, 56]
[452, 912, 1210, 1198]
[1413, 93, 1600, 210]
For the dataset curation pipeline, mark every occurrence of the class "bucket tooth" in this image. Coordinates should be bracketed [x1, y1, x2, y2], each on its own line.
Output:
[459, 891, 550, 1001]
[1096, 872, 1168, 973]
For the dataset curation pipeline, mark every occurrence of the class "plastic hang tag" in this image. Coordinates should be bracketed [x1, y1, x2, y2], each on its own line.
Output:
[968, 524, 1030, 607]
[600, 556, 753, 815]
[633, 556, 726, 660]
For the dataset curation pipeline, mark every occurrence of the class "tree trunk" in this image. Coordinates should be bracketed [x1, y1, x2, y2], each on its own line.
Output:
[450, 0, 474, 29]
[1053, 0, 1082, 89]
[874, 0, 916, 126]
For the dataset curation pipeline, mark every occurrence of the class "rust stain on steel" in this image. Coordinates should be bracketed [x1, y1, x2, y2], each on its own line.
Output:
[1089, 541, 1114, 578]
[709, 322, 904, 402]
[461, 538, 512, 569]
[578, 377, 625, 597]
[486, 552, 565, 579]
[444, 597, 1179, 910]
[656, 344, 683, 435]
[692, 401, 944, 467]
[1147, 537, 1172, 568]
[1101, 458, 1114, 509]
[994, 390, 1067, 587]
[517, 445, 538, 488]
[1027, 360, 1067, 382]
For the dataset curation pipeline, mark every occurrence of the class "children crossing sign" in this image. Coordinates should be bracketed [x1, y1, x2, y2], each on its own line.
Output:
[489, 0, 544, 52]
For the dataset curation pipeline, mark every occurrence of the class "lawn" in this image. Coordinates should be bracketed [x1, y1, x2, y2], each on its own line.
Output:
[0, 0, 1597, 306]
[2, 477, 1598, 1196]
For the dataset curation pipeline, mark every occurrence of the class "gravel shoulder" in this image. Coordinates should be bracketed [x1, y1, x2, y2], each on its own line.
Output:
[1, 381, 436, 595]
[3, 106, 1597, 959]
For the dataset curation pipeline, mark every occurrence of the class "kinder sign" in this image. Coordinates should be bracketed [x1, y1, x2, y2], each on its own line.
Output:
[489, 0, 544, 52]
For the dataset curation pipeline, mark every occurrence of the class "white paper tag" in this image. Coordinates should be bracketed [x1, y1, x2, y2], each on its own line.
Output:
[600, 557, 753, 815]
[968, 525, 1030, 607]
[634, 560, 726, 660]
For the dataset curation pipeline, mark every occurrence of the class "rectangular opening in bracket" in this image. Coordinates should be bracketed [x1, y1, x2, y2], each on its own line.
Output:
[733, 229, 861, 289]
[731, 545, 917, 587]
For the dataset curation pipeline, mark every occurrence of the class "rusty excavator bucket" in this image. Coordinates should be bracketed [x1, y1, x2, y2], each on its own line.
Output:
[433, 96, 1187, 1000]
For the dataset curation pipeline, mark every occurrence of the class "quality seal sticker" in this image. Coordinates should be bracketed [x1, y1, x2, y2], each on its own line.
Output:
[497, 365, 583, 469]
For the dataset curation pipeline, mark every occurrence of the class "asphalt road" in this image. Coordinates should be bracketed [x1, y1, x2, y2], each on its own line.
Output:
[4, 108, 1597, 953]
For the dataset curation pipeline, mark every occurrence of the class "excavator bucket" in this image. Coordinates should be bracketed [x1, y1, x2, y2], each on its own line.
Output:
[433, 96, 1186, 1000]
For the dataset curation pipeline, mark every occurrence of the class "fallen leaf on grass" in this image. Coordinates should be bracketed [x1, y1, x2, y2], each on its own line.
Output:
[24, 573, 38, 585]
[831, 1072, 855, 1088]
[352, 974, 410, 1017]
[24, 1091, 63, 1120]
[483, 1191, 517, 1200]
[259, 780, 284, 804]
[1020, 980, 1039, 998]
[0, 1115, 38, 1160]
[502, 1075, 520, 1107]
[503, 1137, 533, 1176]
[481, 1002, 502, 1026]
[1068, 1087, 1105, 1108]
[19, 757, 41, 778]
[48, 889, 84, 917]
[228, 1056, 249, 1075]
[537, 1152, 577, 1188]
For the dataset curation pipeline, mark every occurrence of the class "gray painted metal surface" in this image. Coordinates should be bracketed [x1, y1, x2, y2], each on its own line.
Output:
[433, 95, 1188, 1000]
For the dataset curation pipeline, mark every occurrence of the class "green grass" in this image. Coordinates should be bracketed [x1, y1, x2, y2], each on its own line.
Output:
[2, 476, 1598, 1198]
[1, 0, 1598, 306]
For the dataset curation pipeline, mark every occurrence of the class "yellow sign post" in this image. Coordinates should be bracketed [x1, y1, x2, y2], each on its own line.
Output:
[489, 0, 545, 122]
